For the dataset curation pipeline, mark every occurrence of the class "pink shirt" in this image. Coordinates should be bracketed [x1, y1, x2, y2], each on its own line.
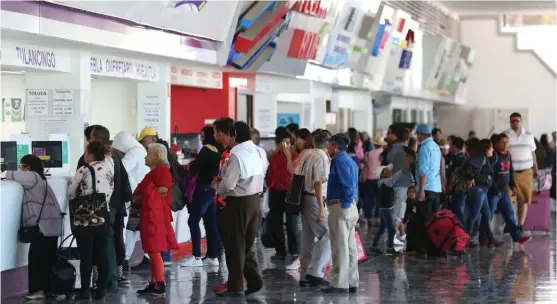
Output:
[366, 147, 383, 180]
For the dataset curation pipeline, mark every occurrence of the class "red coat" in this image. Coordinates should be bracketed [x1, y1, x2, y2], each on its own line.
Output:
[135, 165, 179, 253]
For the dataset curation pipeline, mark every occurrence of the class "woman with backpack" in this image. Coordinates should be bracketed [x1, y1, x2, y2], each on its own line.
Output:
[181, 126, 221, 267]
[3, 155, 62, 300]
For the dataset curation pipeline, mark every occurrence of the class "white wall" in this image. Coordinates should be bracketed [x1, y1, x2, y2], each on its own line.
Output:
[91, 78, 138, 135]
[1, 74, 26, 140]
[336, 89, 373, 134]
[460, 18, 556, 138]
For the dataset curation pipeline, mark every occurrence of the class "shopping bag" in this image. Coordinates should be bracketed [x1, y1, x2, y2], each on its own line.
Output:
[324, 231, 368, 278]
[355, 231, 367, 262]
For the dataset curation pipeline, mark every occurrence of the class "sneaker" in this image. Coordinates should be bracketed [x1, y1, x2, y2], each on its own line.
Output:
[515, 235, 532, 245]
[180, 257, 203, 267]
[163, 260, 172, 267]
[212, 282, 229, 293]
[24, 291, 46, 300]
[137, 281, 166, 296]
[118, 275, 130, 286]
[286, 259, 301, 271]
[203, 257, 220, 266]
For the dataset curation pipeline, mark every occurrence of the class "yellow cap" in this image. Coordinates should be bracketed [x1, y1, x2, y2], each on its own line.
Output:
[137, 127, 158, 142]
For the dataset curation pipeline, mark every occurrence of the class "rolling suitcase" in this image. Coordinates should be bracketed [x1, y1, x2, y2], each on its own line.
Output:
[522, 190, 551, 233]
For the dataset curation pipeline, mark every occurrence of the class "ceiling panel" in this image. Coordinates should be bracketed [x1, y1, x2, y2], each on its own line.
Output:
[440, 1, 557, 16]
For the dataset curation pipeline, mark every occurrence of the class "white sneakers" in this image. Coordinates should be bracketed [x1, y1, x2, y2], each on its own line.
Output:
[24, 291, 46, 300]
[203, 257, 220, 266]
[180, 257, 203, 267]
[180, 257, 220, 267]
[286, 259, 301, 271]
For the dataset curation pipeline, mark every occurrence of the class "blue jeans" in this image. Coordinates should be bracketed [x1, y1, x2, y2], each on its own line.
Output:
[363, 179, 379, 219]
[373, 208, 396, 249]
[451, 193, 467, 227]
[467, 187, 495, 243]
[488, 192, 522, 241]
[187, 184, 219, 258]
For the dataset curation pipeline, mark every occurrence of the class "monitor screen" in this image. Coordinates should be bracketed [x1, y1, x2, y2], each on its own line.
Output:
[1, 141, 18, 171]
[31, 141, 63, 168]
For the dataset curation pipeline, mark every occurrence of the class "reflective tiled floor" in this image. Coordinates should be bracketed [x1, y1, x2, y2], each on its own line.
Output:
[5, 226, 557, 304]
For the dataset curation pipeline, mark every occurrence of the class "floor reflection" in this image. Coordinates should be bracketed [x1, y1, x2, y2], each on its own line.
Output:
[5, 228, 556, 304]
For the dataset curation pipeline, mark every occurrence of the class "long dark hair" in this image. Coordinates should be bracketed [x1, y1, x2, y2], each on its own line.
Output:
[295, 128, 314, 150]
[201, 125, 218, 146]
[20, 154, 46, 180]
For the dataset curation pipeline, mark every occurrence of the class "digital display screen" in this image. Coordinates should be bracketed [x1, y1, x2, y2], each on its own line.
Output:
[1, 141, 18, 171]
[31, 141, 63, 168]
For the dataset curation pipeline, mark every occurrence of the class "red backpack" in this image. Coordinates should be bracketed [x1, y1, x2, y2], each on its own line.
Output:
[425, 209, 470, 255]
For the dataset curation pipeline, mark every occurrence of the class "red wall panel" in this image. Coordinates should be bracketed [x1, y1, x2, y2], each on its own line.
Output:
[171, 76, 231, 134]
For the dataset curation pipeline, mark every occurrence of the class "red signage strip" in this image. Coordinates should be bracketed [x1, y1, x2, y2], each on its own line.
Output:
[234, 0, 297, 54]
[292, 0, 329, 19]
[288, 29, 320, 60]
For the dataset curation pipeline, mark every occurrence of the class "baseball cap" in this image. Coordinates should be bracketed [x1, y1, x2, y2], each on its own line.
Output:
[137, 126, 157, 142]
[415, 123, 432, 135]
[328, 133, 350, 150]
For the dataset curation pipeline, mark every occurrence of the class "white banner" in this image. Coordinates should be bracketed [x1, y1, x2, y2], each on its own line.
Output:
[90, 55, 159, 81]
[170, 65, 223, 89]
[1, 41, 71, 72]
[46, 0, 239, 42]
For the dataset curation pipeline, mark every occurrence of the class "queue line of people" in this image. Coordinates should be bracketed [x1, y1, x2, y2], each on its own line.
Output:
[4, 111, 552, 300]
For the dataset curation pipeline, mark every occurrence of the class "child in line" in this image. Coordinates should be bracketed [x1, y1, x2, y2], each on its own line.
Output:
[370, 148, 413, 255]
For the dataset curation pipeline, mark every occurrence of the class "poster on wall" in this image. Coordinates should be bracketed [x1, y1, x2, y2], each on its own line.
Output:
[53, 89, 74, 116]
[27, 89, 49, 116]
[277, 113, 300, 128]
[10, 98, 24, 122]
[141, 95, 164, 134]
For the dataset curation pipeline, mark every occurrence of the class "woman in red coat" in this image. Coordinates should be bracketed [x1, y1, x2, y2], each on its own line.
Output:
[133, 143, 178, 296]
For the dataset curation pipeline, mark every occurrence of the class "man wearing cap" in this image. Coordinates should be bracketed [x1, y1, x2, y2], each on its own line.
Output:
[323, 133, 359, 294]
[137, 126, 159, 150]
[415, 124, 442, 216]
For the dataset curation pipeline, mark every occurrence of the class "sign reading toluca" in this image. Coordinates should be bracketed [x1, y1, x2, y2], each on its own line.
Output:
[90, 55, 158, 81]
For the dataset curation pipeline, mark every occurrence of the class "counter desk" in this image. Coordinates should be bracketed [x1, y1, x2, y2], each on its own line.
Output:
[1, 173, 202, 297]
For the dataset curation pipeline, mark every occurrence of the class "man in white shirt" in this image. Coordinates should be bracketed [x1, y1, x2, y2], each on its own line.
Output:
[504, 112, 540, 229]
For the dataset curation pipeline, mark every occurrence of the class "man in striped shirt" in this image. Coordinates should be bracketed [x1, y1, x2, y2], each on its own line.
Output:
[505, 112, 540, 228]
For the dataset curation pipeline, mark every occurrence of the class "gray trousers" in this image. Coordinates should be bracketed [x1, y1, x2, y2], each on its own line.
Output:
[300, 195, 331, 279]
[328, 203, 359, 289]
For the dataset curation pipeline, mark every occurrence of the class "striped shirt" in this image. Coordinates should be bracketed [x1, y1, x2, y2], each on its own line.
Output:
[505, 128, 536, 171]
[297, 149, 330, 195]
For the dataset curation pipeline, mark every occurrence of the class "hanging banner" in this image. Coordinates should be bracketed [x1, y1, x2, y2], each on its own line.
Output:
[45, 1, 239, 42]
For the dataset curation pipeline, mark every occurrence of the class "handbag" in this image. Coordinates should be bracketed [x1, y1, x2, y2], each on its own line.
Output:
[285, 158, 309, 215]
[69, 165, 109, 236]
[18, 180, 48, 243]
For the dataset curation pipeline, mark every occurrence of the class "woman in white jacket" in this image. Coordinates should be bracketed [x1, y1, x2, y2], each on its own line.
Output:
[112, 132, 150, 269]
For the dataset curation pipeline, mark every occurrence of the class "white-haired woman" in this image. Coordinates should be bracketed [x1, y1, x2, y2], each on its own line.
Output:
[133, 143, 178, 296]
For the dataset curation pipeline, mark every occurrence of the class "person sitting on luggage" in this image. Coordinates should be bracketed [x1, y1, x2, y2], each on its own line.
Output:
[370, 150, 412, 256]
[488, 133, 531, 245]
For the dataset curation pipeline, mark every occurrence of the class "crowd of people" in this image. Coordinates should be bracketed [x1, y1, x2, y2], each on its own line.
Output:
[3, 111, 555, 300]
